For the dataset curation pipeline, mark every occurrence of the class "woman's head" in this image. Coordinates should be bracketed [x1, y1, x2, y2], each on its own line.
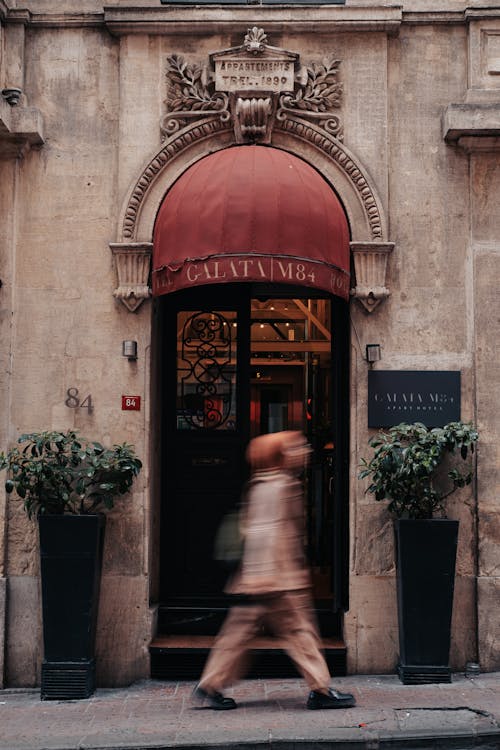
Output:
[246, 431, 311, 473]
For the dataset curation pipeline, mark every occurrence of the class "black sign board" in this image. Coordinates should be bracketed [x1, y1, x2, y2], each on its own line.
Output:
[368, 371, 461, 428]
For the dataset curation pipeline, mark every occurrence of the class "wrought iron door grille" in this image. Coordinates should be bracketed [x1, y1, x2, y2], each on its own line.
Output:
[179, 311, 235, 430]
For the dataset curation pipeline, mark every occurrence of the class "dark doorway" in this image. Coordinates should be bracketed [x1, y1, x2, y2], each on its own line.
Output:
[156, 283, 349, 638]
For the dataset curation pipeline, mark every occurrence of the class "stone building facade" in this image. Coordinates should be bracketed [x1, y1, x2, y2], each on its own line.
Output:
[0, 0, 499, 688]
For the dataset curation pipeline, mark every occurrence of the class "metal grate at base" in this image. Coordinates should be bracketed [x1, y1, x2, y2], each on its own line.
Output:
[41, 660, 96, 700]
[398, 664, 452, 685]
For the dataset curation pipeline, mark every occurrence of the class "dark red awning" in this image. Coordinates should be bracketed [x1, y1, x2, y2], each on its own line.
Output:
[152, 145, 350, 299]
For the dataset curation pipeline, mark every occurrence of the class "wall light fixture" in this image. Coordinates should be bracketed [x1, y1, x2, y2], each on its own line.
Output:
[122, 340, 138, 361]
[366, 343, 381, 365]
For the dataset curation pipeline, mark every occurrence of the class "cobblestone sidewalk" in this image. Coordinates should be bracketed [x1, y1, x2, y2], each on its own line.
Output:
[1, 673, 499, 750]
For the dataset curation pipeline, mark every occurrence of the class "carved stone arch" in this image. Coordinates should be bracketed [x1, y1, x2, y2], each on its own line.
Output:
[117, 118, 234, 244]
[111, 116, 393, 312]
[272, 121, 386, 243]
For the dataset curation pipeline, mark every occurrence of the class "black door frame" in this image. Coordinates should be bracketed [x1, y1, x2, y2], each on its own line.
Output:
[157, 282, 350, 628]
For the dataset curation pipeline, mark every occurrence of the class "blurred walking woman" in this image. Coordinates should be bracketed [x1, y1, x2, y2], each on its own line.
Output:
[193, 431, 356, 711]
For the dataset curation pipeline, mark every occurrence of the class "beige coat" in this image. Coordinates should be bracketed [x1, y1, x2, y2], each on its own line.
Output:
[227, 468, 311, 595]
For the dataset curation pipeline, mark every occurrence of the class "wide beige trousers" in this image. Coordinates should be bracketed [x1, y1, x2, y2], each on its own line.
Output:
[199, 589, 331, 692]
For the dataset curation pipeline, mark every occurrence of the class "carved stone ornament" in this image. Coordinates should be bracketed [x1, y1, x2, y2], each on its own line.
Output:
[162, 27, 343, 144]
[110, 243, 152, 312]
[350, 242, 394, 313]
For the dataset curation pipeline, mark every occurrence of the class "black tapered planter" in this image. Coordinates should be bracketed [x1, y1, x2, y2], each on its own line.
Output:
[394, 518, 459, 685]
[39, 514, 105, 700]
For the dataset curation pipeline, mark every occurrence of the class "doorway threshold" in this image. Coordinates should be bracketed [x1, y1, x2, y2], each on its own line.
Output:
[149, 634, 347, 680]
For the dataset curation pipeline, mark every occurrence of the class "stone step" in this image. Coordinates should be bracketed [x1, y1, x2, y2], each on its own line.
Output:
[149, 635, 347, 680]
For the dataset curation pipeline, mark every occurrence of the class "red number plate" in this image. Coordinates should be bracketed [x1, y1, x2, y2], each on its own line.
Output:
[122, 395, 141, 411]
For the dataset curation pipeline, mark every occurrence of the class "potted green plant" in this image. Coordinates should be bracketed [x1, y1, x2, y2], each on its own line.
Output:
[0, 430, 142, 700]
[359, 421, 478, 684]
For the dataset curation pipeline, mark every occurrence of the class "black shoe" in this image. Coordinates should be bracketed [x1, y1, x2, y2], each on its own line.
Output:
[192, 684, 237, 710]
[307, 688, 356, 710]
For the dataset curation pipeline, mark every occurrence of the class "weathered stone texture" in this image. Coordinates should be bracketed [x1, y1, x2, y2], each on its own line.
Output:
[478, 509, 500, 578]
[472, 159, 500, 242]
[95, 575, 152, 686]
[5, 576, 41, 687]
[352, 504, 395, 576]
[386, 25, 471, 358]
[474, 245, 500, 510]
[447, 491, 477, 577]
[0, 578, 5, 688]
[449, 576, 477, 670]
[102, 500, 146, 577]
[345, 576, 398, 674]
[117, 34, 163, 199]
[473, 153, 500, 670]
[0, 161, 15, 480]
[478, 577, 500, 671]
[6, 507, 38, 578]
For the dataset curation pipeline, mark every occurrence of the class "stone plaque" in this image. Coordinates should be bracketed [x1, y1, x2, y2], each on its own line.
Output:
[214, 57, 295, 93]
[164, 27, 344, 144]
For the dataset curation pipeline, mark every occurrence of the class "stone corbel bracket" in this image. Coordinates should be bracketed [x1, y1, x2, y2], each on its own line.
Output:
[443, 102, 500, 152]
[0, 98, 45, 159]
[110, 243, 152, 312]
[232, 91, 277, 144]
[350, 241, 394, 313]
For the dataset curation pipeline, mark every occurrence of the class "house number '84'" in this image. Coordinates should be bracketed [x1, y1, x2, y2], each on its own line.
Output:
[65, 388, 93, 414]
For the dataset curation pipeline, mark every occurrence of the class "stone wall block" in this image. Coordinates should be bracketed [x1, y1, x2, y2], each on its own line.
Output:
[449, 575, 477, 670]
[6, 507, 38, 578]
[446, 492, 476, 577]
[102, 504, 145, 578]
[477, 577, 500, 671]
[473, 238, 500, 668]
[5, 576, 41, 687]
[474, 248, 500, 522]
[26, 28, 118, 150]
[476, 444, 500, 503]
[345, 576, 398, 674]
[95, 575, 152, 687]
[352, 505, 395, 576]
[387, 25, 470, 355]
[478, 508, 500, 577]
[0, 577, 5, 689]
[118, 34, 162, 195]
[331, 33, 389, 205]
[472, 158, 500, 241]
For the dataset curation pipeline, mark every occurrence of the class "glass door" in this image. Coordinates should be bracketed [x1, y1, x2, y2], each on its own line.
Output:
[160, 289, 249, 618]
[249, 296, 336, 606]
[159, 285, 348, 632]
